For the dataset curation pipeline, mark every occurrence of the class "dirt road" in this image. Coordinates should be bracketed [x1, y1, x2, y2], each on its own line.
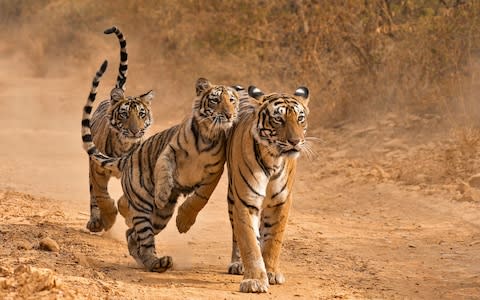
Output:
[0, 54, 479, 299]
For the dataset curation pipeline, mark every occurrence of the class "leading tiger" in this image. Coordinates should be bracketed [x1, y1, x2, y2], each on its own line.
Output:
[85, 26, 154, 233]
[82, 76, 240, 272]
[176, 85, 311, 293]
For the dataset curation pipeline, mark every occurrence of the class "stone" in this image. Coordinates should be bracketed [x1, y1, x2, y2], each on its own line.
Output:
[10, 265, 58, 293]
[39, 237, 60, 252]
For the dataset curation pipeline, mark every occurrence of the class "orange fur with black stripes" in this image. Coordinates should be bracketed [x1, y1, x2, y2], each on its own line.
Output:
[83, 26, 154, 233]
[176, 85, 311, 293]
[82, 78, 240, 272]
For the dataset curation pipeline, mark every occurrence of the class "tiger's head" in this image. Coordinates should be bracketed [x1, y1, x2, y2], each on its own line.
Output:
[248, 86, 310, 158]
[108, 87, 154, 141]
[193, 78, 240, 137]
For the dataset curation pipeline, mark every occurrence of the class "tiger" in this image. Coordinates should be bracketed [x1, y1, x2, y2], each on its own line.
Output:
[176, 85, 310, 293]
[82, 76, 240, 272]
[85, 26, 154, 233]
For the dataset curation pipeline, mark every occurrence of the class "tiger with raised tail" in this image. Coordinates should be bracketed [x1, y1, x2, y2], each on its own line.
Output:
[176, 85, 311, 293]
[85, 26, 154, 233]
[82, 77, 240, 272]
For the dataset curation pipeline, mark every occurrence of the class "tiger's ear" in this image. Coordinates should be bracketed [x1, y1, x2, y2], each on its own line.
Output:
[294, 86, 310, 106]
[231, 85, 245, 92]
[248, 86, 264, 100]
[140, 90, 154, 103]
[195, 78, 212, 96]
[111, 87, 125, 102]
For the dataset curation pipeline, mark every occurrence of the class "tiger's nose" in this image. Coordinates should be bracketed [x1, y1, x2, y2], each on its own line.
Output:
[129, 126, 140, 134]
[288, 138, 300, 146]
[224, 112, 232, 119]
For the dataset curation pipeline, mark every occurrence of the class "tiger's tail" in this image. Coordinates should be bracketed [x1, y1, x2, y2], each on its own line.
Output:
[104, 26, 128, 90]
[81, 60, 123, 175]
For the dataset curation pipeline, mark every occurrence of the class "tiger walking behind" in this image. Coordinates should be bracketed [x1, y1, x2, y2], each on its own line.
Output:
[82, 74, 240, 272]
[176, 85, 311, 293]
[85, 26, 154, 233]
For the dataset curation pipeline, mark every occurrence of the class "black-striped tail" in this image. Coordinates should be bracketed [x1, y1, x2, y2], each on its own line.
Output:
[81, 60, 123, 175]
[232, 85, 251, 113]
[82, 60, 108, 155]
[104, 26, 128, 90]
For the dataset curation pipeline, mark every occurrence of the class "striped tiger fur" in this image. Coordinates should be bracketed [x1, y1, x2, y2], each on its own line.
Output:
[82, 78, 240, 272]
[176, 85, 310, 293]
[84, 26, 154, 233]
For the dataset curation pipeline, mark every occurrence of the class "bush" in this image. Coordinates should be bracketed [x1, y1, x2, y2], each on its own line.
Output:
[1, 0, 478, 125]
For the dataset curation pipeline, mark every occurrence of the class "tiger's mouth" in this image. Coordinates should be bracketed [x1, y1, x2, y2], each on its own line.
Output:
[277, 141, 303, 157]
[281, 148, 301, 157]
[283, 148, 300, 154]
[121, 130, 145, 140]
[211, 114, 236, 129]
[220, 119, 234, 128]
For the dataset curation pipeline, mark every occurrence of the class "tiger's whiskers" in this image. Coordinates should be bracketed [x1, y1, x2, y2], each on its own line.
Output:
[305, 136, 324, 145]
[299, 141, 317, 160]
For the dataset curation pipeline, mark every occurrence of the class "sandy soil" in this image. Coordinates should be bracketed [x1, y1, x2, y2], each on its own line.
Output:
[1, 52, 480, 300]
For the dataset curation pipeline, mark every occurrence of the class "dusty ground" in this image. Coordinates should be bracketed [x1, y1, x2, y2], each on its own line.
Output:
[1, 51, 480, 300]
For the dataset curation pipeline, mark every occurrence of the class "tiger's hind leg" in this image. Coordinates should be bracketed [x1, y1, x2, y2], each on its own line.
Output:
[226, 188, 244, 275]
[228, 240, 244, 275]
[128, 211, 173, 273]
[87, 159, 118, 232]
[126, 227, 172, 272]
[125, 227, 143, 266]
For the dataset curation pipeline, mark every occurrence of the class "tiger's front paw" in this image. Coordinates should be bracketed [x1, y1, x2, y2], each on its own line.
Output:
[228, 261, 244, 275]
[92, 197, 118, 231]
[267, 271, 285, 285]
[86, 215, 103, 232]
[239, 278, 269, 293]
[100, 207, 117, 231]
[87, 206, 116, 232]
[175, 203, 198, 233]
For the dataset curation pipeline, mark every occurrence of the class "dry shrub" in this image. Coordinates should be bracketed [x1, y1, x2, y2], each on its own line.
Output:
[388, 125, 480, 185]
[0, 0, 479, 126]
[444, 126, 480, 179]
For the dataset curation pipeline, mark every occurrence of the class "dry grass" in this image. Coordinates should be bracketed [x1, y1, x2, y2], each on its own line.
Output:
[386, 125, 480, 186]
[444, 126, 480, 178]
[0, 0, 479, 126]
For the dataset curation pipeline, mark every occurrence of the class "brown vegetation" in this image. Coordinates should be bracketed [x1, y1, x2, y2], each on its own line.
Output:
[1, 0, 479, 124]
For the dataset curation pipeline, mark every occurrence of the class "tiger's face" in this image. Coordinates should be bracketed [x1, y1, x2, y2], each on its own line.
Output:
[249, 86, 310, 158]
[193, 78, 239, 133]
[108, 88, 154, 140]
